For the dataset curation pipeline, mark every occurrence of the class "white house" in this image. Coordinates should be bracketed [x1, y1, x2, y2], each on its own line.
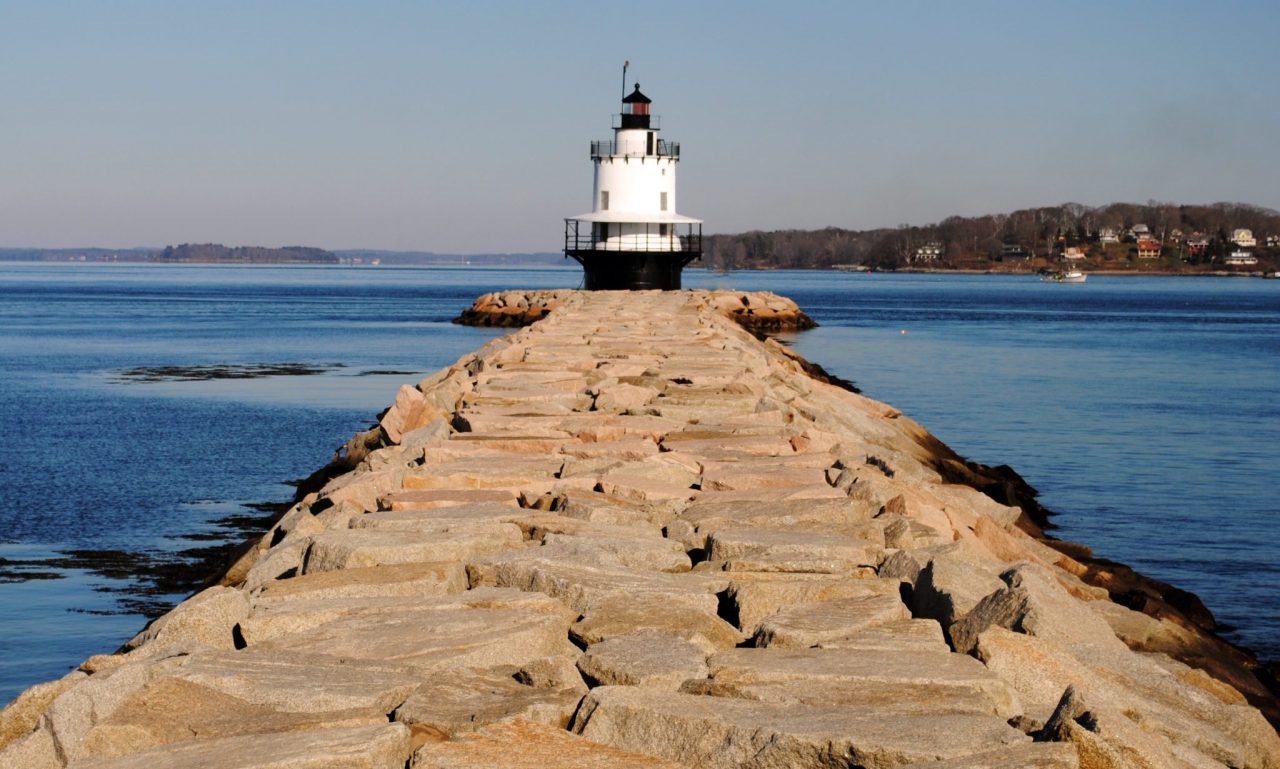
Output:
[1224, 250, 1257, 266]
[1232, 228, 1257, 247]
[914, 242, 943, 262]
[1098, 228, 1120, 244]
[1062, 246, 1087, 261]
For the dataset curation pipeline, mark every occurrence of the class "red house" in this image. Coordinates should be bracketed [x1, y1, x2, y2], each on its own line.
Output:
[1136, 238, 1161, 259]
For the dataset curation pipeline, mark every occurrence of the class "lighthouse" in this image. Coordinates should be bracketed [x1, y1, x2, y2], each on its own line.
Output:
[564, 82, 702, 290]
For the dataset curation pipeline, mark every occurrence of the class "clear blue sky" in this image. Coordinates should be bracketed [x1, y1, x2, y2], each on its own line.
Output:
[2, 1, 1277, 252]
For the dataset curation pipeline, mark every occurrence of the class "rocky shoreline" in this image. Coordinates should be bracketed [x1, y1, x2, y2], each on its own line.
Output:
[453, 289, 819, 334]
[2, 290, 1276, 768]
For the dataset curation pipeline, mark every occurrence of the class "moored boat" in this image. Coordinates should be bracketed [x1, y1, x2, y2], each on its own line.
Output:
[1041, 269, 1087, 283]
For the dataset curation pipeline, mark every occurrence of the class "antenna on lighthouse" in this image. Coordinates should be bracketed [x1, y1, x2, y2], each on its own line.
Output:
[621, 60, 629, 102]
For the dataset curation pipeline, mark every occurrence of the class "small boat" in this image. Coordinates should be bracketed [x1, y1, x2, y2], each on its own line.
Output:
[1041, 270, 1086, 283]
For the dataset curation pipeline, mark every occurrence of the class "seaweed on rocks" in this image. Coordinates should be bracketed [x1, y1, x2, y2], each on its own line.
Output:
[917, 419, 1280, 726]
[1, 501, 287, 618]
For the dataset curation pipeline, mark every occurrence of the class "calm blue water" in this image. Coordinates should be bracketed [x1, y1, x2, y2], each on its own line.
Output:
[1, 263, 1276, 703]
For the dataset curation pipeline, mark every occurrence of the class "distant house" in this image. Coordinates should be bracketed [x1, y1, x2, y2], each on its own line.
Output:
[1001, 243, 1030, 259]
[1062, 246, 1087, 261]
[1130, 224, 1151, 240]
[913, 242, 943, 262]
[1224, 250, 1257, 266]
[1098, 228, 1120, 244]
[1232, 228, 1257, 247]
[1136, 238, 1161, 259]
[1267, 235, 1280, 248]
[1185, 234, 1210, 256]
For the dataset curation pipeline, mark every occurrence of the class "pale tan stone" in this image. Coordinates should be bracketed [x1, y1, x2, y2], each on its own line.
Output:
[0, 726, 59, 769]
[593, 382, 660, 413]
[319, 468, 405, 512]
[74, 676, 389, 760]
[896, 743, 1078, 768]
[512, 513, 666, 543]
[379, 488, 519, 510]
[556, 437, 659, 460]
[573, 686, 1029, 769]
[571, 594, 744, 653]
[726, 576, 902, 634]
[0, 670, 87, 751]
[424, 435, 569, 461]
[393, 666, 584, 736]
[753, 593, 911, 648]
[253, 604, 576, 673]
[975, 628, 1280, 767]
[301, 525, 523, 573]
[242, 588, 573, 647]
[594, 476, 697, 504]
[71, 722, 412, 769]
[577, 632, 709, 689]
[949, 562, 1126, 655]
[911, 552, 1006, 632]
[124, 585, 248, 655]
[676, 496, 875, 550]
[413, 719, 683, 769]
[469, 556, 726, 615]
[401, 459, 561, 491]
[699, 646, 1020, 719]
[706, 528, 884, 573]
[380, 384, 449, 444]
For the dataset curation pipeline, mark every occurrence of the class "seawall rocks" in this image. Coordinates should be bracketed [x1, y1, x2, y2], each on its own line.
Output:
[453, 289, 819, 333]
[2, 291, 1278, 769]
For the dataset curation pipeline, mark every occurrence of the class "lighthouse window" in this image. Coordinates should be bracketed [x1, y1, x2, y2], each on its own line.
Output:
[647, 132, 654, 155]
[600, 191, 609, 211]
[660, 192, 668, 211]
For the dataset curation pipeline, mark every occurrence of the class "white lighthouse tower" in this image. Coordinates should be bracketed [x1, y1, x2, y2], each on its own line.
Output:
[565, 81, 702, 290]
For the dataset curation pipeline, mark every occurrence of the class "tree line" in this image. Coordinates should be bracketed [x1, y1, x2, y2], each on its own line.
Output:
[702, 202, 1280, 270]
[156, 243, 338, 264]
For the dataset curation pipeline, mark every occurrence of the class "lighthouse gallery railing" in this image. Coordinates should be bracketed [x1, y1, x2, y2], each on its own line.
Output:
[590, 140, 680, 160]
[564, 220, 702, 255]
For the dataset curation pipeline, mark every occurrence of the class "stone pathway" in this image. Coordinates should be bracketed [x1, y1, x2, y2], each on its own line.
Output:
[2, 291, 1278, 769]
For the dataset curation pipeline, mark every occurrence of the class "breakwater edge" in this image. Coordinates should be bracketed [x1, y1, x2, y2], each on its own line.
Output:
[2, 289, 1276, 768]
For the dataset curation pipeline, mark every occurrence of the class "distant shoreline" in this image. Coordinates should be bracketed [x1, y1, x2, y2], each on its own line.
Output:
[2, 256, 1274, 278]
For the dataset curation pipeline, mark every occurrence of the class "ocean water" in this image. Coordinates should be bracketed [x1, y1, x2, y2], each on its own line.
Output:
[1, 263, 1277, 703]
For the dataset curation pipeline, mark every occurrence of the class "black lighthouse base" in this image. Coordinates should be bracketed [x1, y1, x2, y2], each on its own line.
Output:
[567, 251, 698, 291]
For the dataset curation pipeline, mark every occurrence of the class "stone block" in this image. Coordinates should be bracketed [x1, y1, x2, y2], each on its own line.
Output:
[70, 722, 411, 769]
[0, 670, 87, 751]
[707, 529, 884, 573]
[577, 632, 709, 689]
[412, 719, 682, 769]
[252, 603, 576, 674]
[573, 686, 1029, 769]
[393, 666, 583, 737]
[252, 562, 465, 606]
[949, 563, 1126, 655]
[752, 593, 911, 648]
[701, 646, 1020, 719]
[911, 554, 1005, 636]
[123, 585, 248, 655]
[301, 525, 522, 573]
[571, 594, 744, 654]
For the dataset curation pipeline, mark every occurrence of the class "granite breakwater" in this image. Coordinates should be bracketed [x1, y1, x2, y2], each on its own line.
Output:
[1, 290, 1276, 768]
